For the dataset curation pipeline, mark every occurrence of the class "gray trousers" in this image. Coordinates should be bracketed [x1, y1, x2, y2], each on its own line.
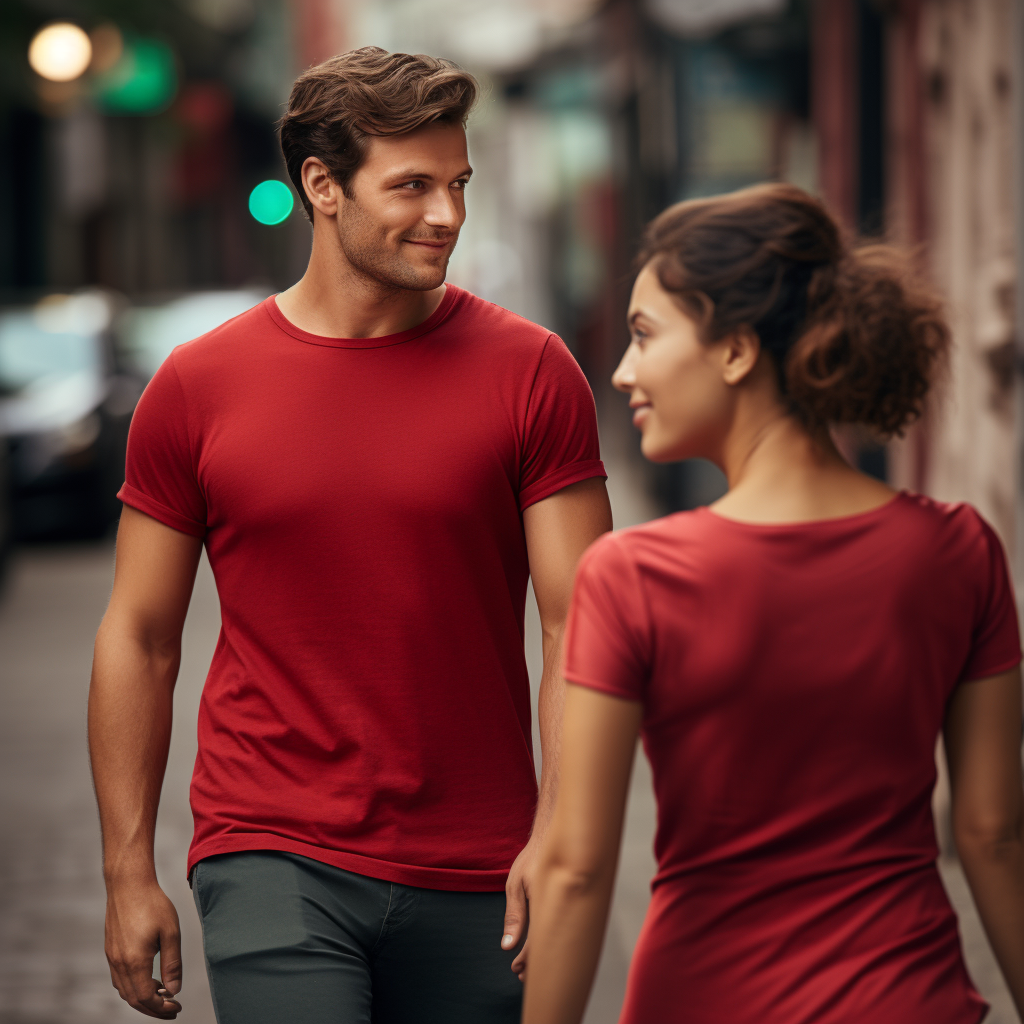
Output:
[191, 851, 523, 1024]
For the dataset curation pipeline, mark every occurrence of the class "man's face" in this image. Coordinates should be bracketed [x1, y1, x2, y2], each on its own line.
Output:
[336, 123, 471, 291]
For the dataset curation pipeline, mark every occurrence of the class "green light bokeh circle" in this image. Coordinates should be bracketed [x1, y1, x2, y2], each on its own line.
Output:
[248, 180, 294, 225]
[94, 37, 177, 115]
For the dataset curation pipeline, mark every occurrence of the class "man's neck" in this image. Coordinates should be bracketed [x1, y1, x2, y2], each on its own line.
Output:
[275, 233, 446, 340]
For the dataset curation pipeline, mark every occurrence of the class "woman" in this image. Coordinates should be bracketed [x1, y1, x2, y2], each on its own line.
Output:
[522, 184, 1024, 1024]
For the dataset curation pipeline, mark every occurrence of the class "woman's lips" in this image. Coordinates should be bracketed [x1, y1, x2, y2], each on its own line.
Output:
[631, 404, 651, 428]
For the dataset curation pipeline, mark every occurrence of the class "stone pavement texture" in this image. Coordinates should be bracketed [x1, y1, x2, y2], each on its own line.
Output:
[0, 457, 1019, 1023]
[0, 542, 219, 1024]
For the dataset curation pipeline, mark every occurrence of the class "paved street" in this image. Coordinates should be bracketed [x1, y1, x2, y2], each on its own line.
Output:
[0, 540, 219, 1024]
[0, 458, 1018, 1023]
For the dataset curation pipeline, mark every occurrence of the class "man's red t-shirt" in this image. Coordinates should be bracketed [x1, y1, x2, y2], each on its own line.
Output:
[565, 494, 1021, 1024]
[119, 286, 605, 890]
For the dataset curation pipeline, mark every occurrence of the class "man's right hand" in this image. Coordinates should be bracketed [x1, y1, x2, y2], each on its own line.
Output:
[90, 508, 202, 1019]
[104, 880, 183, 1019]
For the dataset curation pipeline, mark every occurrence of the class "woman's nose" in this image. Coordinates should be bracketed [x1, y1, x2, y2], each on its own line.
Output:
[612, 343, 639, 393]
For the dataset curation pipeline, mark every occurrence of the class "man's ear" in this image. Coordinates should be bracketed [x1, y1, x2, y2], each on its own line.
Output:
[301, 157, 341, 218]
[721, 326, 761, 386]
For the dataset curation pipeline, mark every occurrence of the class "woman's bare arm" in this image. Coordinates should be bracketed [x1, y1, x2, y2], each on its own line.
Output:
[521, 683, 643, 1024]
[944, 666, 1024, 1016]
[503, 477, 612, 975]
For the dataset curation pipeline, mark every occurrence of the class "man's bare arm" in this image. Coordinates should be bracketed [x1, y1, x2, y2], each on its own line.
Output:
[89, 505, 203, 1020]
[502, 476, 612, 973]
[944, 666, 1024, 1017]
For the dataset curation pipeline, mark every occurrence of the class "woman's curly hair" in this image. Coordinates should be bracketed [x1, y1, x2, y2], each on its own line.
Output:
[638, 183, 949, 436]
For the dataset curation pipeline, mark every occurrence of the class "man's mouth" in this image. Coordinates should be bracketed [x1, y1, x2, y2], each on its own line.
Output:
[404, 238, 451, 250]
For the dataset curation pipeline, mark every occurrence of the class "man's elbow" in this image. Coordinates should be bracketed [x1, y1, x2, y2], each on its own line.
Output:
[95, 610, 182, 666]
[954, 811, 1024, 864]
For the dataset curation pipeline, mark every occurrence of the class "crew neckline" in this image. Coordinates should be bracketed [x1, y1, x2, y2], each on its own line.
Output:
[264, 284, 463, 349]
[697, 490, 907, 531]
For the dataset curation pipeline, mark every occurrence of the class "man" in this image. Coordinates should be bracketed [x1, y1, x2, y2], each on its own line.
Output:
[89, 46, 611, 1023]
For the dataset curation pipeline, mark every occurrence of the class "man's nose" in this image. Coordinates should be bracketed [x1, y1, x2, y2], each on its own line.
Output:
[612, 342, 639, 393]
[422, 186, 462, 231]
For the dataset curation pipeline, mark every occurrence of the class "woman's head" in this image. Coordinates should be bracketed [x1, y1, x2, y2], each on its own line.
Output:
[613, 183, 949, 463]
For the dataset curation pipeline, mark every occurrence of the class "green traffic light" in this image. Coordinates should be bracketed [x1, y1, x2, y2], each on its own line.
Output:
[249, 180, 294, 225]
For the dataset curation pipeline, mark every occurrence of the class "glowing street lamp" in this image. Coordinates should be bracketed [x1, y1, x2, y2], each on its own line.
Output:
[249, 181, 294, 225]
[29, 23, 93, 82]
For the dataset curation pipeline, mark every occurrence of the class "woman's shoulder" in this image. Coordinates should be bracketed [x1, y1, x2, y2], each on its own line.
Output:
[579, 511, 713, 576]
[584, 494, 1003, 568]
[893, 491, 1002, 549]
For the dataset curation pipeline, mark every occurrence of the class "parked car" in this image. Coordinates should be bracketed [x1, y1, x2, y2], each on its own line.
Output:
[0, 293, 143, 540]
[0, 289, 268, 543]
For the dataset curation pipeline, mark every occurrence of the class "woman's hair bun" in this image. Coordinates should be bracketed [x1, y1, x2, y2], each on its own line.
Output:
[638, 183, 950, 436]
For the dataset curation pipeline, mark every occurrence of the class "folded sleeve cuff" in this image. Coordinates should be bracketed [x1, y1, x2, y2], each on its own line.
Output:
[117, 483, 207, 538]
[519, 459, 606, 511]
[961, 652, 1023, 683]
[563, 672, 643, 703]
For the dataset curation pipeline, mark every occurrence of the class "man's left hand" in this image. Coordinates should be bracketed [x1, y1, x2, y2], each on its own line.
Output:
[502, 836, 542, 980]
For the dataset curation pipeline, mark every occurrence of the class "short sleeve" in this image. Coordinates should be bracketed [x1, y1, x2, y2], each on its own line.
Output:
[961, 516, 1022, 681]
[518, 335, 605, 510]
[117, 352, 207, 537]
[563, 534, 651, 702]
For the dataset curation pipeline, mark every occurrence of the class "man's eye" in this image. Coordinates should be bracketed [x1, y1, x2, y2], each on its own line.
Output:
[452, 180, 469, 191]
[402, 181, 425, 190]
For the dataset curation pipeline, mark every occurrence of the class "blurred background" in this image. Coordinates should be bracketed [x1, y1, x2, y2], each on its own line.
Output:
[1, 0, 1022, 1022]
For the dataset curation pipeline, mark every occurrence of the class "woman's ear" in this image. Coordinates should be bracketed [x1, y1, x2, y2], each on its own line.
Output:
[721, 326, 761, 386]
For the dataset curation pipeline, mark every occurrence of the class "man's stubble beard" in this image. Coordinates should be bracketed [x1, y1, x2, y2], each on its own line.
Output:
[338, 194, 455, 293]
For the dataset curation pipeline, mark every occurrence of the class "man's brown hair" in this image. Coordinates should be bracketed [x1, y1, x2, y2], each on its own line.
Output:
[278, 46, 478, 220]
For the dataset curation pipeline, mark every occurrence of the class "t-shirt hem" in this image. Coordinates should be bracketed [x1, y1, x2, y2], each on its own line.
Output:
[520, 459, 606, 511]
[117, 484, 206, 538]
[564, 670, 641, 703]
[187, 834, 511, 891]
[961, 652, 1023, 683]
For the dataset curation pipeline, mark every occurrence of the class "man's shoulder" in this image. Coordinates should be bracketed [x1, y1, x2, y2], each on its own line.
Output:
[169, 299, 272, 373]
[449, 287, 556, 352]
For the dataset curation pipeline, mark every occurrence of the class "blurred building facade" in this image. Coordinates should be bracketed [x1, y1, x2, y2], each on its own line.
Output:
[814, 0, 1022, 573]
[0, 1, 308, 297]
[1, 0, 1021, 568]
[892, 0, 1021, 575]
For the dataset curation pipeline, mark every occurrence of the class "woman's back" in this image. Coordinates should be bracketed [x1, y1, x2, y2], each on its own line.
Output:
[521, 184, 1024, 1024]
[565, 492, 1019, 1023]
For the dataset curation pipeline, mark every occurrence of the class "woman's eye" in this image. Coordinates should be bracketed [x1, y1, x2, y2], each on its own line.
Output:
[452, 180, 469, 191]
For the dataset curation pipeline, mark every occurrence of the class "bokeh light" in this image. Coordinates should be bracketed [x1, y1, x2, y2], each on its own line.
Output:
[89, 24, 124, 75]
[94, 37, 177, 114]
[249, 180, 294, 225]
[28, 23, 93, 83]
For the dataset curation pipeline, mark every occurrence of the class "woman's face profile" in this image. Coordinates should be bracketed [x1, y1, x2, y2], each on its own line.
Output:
[613, 262, 733, 463]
